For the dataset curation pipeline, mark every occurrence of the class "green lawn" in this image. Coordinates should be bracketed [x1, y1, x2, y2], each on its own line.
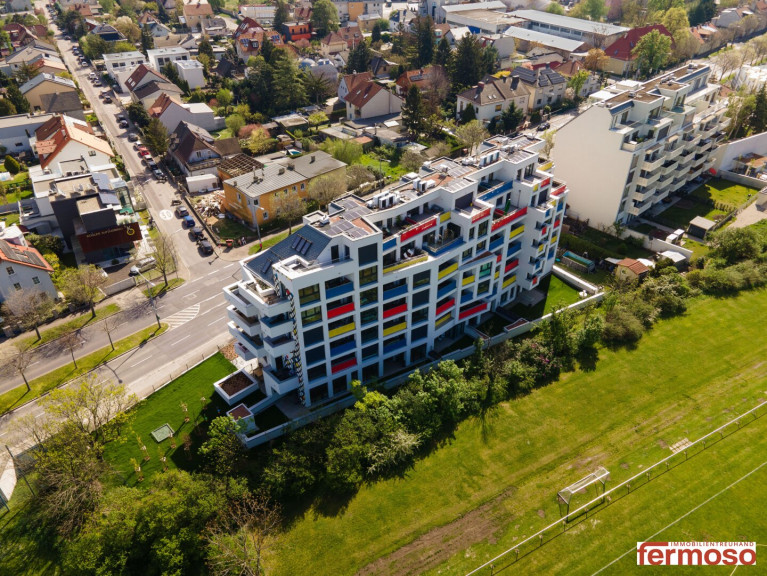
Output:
[358, 154, 410, 180]
[507, 275, 582, 319]
[265, 288, 767, 576]
[652, 202, 727, 230]
[561, 228, 653, 261]
[0, 324, 167, 416]
[143, 278, 185, 298]
[688, 178, 759, 209]
[22, 303, 121, 349]
[249, 225, 303, 254]
[682, 237, 710, 261]
[211, 216, 256, 241]
[102, 353, 236, 486]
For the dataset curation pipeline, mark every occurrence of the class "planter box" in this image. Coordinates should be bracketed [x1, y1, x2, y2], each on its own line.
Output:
[214, 368, 260, 406]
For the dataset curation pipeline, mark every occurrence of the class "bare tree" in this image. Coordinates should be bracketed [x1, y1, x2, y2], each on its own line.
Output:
[2, 288, 55, 340]
[153, 230, 178, 288]
[455, 120, 489, 156]
[308, 174, 346, 211]
[206, 493, 282, 576]
[713, 48, 741, 83]
[101, 311, 121, 351]
[346, 165, 374, 190]
[60, 265, 107, 318]
[4, 341, 35, 392]
[60, 331, 81, 369]
[272, 192, 305, 234]
[542, 129, 556, 158]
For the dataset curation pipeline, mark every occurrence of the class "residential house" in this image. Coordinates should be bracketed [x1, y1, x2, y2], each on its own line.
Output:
[91, 24, 125, 42]
[234, 18, 284, 61]
[2, 41, 59, 75]
[3, 23, 48, 48]
[434, 22, 451, 40]
[0, 240, 56, 302]
[19, 73, 78, 112]
[338, 71, 372, 102]
[146, 47, 190, 72]
[174, 59, 205, 89]
[357, 13, 383, 32]
[298, 57, 339, 84]
[103, 51, 148, 92]
[456, 75, 530, 124]
[238, 3, 276, 24]
[370, 55, 396, 78]
[510, 65, 567, 111]
[70, 3, 94, 17]
[39, 92, 86, 121]
[32, 115, 113, 169]
[553, 60, 600, 98]
[615, 258, 649, 281]
[222, 150, 346, 228]
[4, 0, 33, 12]
[183, 0, 214, 31]
[445, 26, 471, 45]
[124, 62, 167, 94]
[714, 7, 753, 29]
[320, 25, 363, 55]
[0, 112, 55, 155]
[201, 17, 229, 37]
[344, 81, 403, 119]
[148, 92, 225, 132]
[218, 153, 263, 182]
[131, 79, 184, 108]
[170, 121, 241, 178]
[138, 13, 172, 38]
[214, 57, 244, 79]
[280, 21, 312, 42]
[603, 25, 674, 76]
[223, 133, 568, 407]
[553, 63, 727, 228]
[395, 65, 445, 97]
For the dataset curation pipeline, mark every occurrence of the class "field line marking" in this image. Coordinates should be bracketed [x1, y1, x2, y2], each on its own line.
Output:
[591, 459, 767, 575]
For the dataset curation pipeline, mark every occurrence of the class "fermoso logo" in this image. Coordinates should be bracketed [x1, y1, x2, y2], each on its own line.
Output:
[637, 542, 756, 566]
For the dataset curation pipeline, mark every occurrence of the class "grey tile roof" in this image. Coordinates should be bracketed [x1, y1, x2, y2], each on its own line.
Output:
[245, 225, 332, 282]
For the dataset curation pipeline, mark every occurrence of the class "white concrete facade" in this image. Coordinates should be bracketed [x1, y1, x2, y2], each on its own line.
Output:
[0, 258, 56, 303]
[224, 134, 568, 407]
[174, 59, 205, 89]
[146, 47, 191, 72]
[103, 52, 147, 92]
[553, 63, 728, 228]
[155, 101, 225, 133]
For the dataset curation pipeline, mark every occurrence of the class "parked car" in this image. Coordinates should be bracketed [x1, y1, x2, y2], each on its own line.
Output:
[129, 257, 156, 276]
[103, 96, 112, 103]
[171, 199, 182, 206]
[128, 133, 139, 142]
[190, 226, 204, 240]
[116, 114, 126, 121]
[183, 215, 196, 228]
[133, 141, 143, 150]
[118, 120, 129, 129]
[152, 169, 166, 181]
[536, 121, 551, 131]
[93, 80, 102, 87]
[175, 205, 189, 217]
[198, 239, 214, 255]
[136, 146, 150, 156]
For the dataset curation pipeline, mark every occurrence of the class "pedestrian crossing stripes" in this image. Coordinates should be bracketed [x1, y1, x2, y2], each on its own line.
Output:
[163, 304, 200, 330]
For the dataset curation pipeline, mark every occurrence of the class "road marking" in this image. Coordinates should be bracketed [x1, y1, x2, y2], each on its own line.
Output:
[188, 277, 201, 283]
[162, 303, 200, 330]
[200, 293, 220, 304]
[223, 263, 236, 269]
[170, 334, 192, 346]
[207, 318, 226, 327]
[199, 301, 226, 316]
[207, 270, 219, 276]
[128, 358, 146, 368]
[184, 290, 199, 299]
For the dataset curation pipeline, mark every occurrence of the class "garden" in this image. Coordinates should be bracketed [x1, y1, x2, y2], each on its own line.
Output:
[506, 275, 582, 320]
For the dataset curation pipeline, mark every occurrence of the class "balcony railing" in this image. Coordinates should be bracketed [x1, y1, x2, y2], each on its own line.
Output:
[325, 281, 355, 300]
[437, 262, 458, 279]
[437, 280, 456, 299]
[383, 321, 407, 337]
[435, 312, 452, 328]
[383, 283, 408, 301]
[382, 251, 427, 275]
[383, 338, 407, 355]
[423, 236, 464, 256]
[328, 321, 355, 339]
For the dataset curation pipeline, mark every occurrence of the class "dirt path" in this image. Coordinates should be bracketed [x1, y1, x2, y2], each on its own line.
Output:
[356, 489, 516, 576]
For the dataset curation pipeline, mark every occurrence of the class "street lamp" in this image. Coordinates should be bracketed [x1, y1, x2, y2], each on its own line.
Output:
[133, 269, 162, 329]
[250, 204, 264, 250]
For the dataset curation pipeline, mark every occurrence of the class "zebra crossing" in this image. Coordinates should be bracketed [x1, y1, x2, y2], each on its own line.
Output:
[163, 304, 200, 330]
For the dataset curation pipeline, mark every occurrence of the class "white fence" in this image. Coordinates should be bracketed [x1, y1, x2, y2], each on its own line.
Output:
[103, 277, 137, 296]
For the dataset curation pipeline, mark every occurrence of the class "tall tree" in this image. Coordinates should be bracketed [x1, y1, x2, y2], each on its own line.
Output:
[3, 289, 54, 340]
[4, 342, 34, 392]
[153, 230, 177, 288]
[6, 82, 29, 113]
[401, 84, 425, 137]
[751, 84, 767, 134]
[308, 174, 345, 210]
[303, 71, 332, 105]
[270, 52, 306, 111]
[452, 34, 484, 89]
[499, 101, 524, 134]
[273, 192, 305, 233]
[274, 0, 289, 30]
[60, 265, 107, 317]
[126, 101, 151, 127]
[434, 36, 452, 67]
[415, 16, 435, 67]
[546, 2, 564, 14]
[198, 37, 214, 61]
[144, 117, 169, 157]
[14, 62, 39, 85]
[632, 29, 672, 77]
[371, 21, 382, 43]
[310, 0, 339, 37]
[456, 119, 488, 155]
[567, 69, 590, 99]
[199, 416, 244, 476]
[140, 23, 154, 53]
[346, 39, 372, 73]
[584, 48, 608, 71]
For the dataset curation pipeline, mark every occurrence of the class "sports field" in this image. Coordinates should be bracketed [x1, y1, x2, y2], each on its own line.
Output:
[265, 288, 767, 576]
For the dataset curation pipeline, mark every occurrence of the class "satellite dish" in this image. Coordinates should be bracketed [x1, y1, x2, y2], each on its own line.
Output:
[218, 213, 225, 219]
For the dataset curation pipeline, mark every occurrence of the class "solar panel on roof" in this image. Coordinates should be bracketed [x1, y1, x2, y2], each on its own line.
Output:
[295, 238, 306, 253]
[291, 236, 301, 249]
[301, 240, 313, 255]
[260, 260, 271, 273]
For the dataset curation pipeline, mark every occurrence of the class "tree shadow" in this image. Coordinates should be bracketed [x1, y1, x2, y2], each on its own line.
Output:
[576, 348, 599, 372]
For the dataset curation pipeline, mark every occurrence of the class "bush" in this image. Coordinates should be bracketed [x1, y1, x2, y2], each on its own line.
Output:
[4, 155, 20, 175]
[602, 306, 644, 343]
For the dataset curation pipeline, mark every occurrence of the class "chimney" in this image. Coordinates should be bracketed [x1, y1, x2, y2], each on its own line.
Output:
[310, 154, 315, 163]
[478, 81, 485, 89]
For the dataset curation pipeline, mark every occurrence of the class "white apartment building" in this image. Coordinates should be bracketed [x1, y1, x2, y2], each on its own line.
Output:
[146, 47, 191, 72]
[553, 63, 728, 229]
[174, 59, 205, 89]
[103, 51, 147, 92]
[224, 135, 568, 407]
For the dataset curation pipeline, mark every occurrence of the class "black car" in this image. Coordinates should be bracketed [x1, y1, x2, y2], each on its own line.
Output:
[118, 120, 129, 129]
[175, 206, 189, 217]
[190, 226, 204, 240]
[103, 96, 113, 103]
[198, 240, 214, 255]
[536, 121, 551, 131]
[128, 133, 139, 142]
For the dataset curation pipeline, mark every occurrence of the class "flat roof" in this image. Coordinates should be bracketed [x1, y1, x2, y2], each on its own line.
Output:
[510, 9, 629, 35]
[503, 25, 588, 51]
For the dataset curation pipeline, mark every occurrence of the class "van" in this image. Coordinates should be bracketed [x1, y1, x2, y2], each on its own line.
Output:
[136, 257, 156, 272]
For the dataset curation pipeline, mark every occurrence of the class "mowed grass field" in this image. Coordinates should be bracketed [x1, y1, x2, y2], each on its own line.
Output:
[265, 288, 767, 576]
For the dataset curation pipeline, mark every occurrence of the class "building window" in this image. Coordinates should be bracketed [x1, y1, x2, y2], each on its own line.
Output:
[478, 221, 488, 237]
[89, 150, 96, 157]
[360, 287, 378, 306]
[412, 289, 429, 307]
[299, 284, 320, 306]
[477, 280, 490, 294]
[262, 211, 269, 220]
[358, 243, 378, 265]
[361, 307, 378, 325]
[361, 325, 377, 343]
[362, 343, 378, 360]
[13, 283, 21, 290]
[411, 307, 428, 325]
[494, 104, 502, 112]
[32, 276, 40, 285]
[301, 305, 322, 325]
[413, 270, 429, 287]
[462, 248, 473, 261]
[359, 265, 378, 286]
[6, 266, 14, 275]
[305, 344, 326, 365]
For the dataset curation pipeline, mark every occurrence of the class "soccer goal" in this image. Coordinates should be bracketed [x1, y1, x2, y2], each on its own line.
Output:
[558, 466, 610, 520]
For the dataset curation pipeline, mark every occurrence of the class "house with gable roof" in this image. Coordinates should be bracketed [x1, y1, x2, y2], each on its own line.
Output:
[32, 115, 113, 169]
[20, 73, 78, 112]
[603, 24, 674, 76]
[169, 121, 241, 177]
[456, 74, 530, 124]
[183, 0, 214, 31]
[510, 65, 567, 111]
[0, 240, 57, 302]
[149, 93, 225, 132]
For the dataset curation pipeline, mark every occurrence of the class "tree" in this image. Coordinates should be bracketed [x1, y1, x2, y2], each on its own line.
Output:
[689, 0, 716, 27]
[400, 148, 425, 172]
[0, 99, 17, 117]
[308, 174, 346, 210]
[456, 120, 488, 155]
[710, 227, 763, 264]
[482, 44, 499, 75]
[60, 330, 81, 369]
[346, 165, 374, 190]
[546, 2, 564, 14]
[153, 230, 177, 287]
[4, 341, 34, 392]
[567, 69, 590, 99]
[3, 289, 54, 341]
[4, 155, 20, 175]
[270, 53, 306, 111]
[115, 15, 141, 43]
[570, 0, 606, 21]
[499, 101, 524, 133]
[632, 29, 672, 77]
[308, 111, 328, 132]
[346, 39, 372, 73]
[274, 0, 289, 30]
[60, 265, 107, 317]
[141, 21, 154, 52]
[216, 88, 234, 112]
[726, 89, 756, 139]
[542, 129, 556, 158]
[206, 493, 281, 576]
[303, 71, 332, 105]
[198, 37, 214, 62]
[460, 102, 476, 123]
[144, 117, 169, 157]
[415, 16, 435, 67]
[371, 20, 382, 43]
[199, 416, 244, 476]
[321, 139, 363, 164]
[310, 0, 339, 37]
[751, 84, 767, 135]
[401, 84, 425, 137]
[14, 62, 39, 85]
[584, 48, 608, 72]
[672, 29, 700, 62]
[661, 6, 689, 37]
[226, 113, 245, 136]
[434, 36, 452, 67]
[273, 191, 305, 233]
[126, 101, 151, 128]
[452, 34, 484, 89]
[243, 127, 273, 154]
[102, 310, 119, 351]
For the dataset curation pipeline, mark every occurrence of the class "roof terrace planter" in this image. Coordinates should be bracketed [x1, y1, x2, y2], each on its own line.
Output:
[214, 368, 263, 406]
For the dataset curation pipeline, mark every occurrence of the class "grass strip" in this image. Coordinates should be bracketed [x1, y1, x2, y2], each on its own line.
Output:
[22, 303, 121, 349]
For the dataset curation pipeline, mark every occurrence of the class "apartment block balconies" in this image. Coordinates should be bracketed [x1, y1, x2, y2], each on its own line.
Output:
[637, 171, 660, 188]
[260, 314, 292, 339]
[223, 283, 259, 318]
[662, 160, 679, 176]
[263, 334, 294, 357]
[423, 236, 464, 257]
[642, 155, 664, 172]
[382, 251, 428, 275]
[243, 282, 291, 316]
[325, 279, 355, 300]
[228, 321, 265, 358]
[263, 367, 300, 395]
[226, 305, 261, 339]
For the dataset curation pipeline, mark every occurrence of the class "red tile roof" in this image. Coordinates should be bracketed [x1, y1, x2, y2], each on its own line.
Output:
[605, 25, 673, 62]
[0, 240, 53, 273]
[617, 258, 649, 275]
[34, 116, 112, 168]
[345, 80, 385, 109]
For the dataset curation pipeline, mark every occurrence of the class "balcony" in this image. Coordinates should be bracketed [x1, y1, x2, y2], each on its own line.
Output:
[263, 367, 300, 395]
[331, 357, 357, 374]
[382, 251, 428, 275]
[491, 206, 527, 232]
[383, 321, 407, 337]
[642, 155, 664, 172]
[264, 334, 294, 357]
[462, 274, 475, 286]
[330, 340, 356, 358]
[460, 291, 474, 304]
[382, 303, 407, 319]
[509, 225, 524, 240]
[435, 312, 453, 329]
[637, 172, 660, 188]
[478, 179, 514, 203]
[327, 301, 355, 320]
[223, 283, 258, 318]
[662, 160, 678, 176]
[226, 305, 261, 339]
[325, 280, 355, 300]
[437, 262, 458, 279]
[502, 274, 516, 288]
[423, 235, 464, 257]
[383, 283, 408, 301]
[436, 298, 455, 316]
[437, 280, 456, 299]
[383, 337, 407, 355]
[245, 283, 291, 316]
[458, 301, 488, 321]
[228, 322, 265, 358]
[260, 315, 292, 339]
[328, 321, 355, 339]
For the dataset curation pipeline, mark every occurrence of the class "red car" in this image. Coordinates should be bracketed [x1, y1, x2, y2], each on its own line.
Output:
[137, 147, 151, 157]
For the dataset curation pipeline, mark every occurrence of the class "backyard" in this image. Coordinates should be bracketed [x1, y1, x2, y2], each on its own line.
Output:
[263, 287, 767, 576]
[688, 178, 759, 208]
[506, 275, 582, 319]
